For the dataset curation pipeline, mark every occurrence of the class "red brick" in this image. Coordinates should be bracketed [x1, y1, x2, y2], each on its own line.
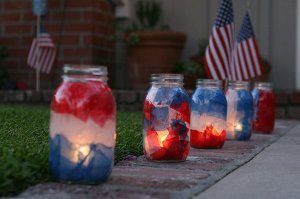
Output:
[67, 0, 94, 8]
[275, 107, 286, 118]
[83, 35, 93, 45]
[287, 106, 300, 119]
[0, 37, 19, 45]
[275, 92, 288, 105]
[0, 13, 20, 22]
[290, 92, 300, 105]
[64, 23, 93, 33]
[48, 10, 81, 21]
[47, 0, 61, 9]
[63, 48, 93, 57]
[5, 24, 32, 33]
[3, 1, 31, 10]
[45, 23, 61, 33]
[83, 11, 94, 21]
[52, 35, 80, 45]
[21, 12, 35, 21]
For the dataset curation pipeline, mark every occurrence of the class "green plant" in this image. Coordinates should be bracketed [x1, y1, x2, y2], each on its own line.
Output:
[173, 61, 204, 75]
[110, 0, 170, 47]
[136, 0, 161, 30]
[198, 39, 208, 56]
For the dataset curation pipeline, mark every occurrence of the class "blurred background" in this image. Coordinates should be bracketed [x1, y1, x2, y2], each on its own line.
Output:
[0, 0, 298, 91]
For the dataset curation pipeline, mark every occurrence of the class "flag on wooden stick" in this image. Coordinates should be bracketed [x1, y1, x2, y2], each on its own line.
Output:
[230, 12, 264, 81]
[27, 32, 56, 74]
[203, 0, 234, 80]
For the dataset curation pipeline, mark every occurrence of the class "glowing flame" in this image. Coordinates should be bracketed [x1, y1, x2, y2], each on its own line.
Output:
[235, 123, 243, 131]
[79, 145, 90, 157]
[157, 130, 169, 147]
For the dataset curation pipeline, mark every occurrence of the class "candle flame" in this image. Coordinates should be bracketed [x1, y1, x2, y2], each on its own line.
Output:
[235, 123, 243, 131]
[157, 130, 169, 147]
[79, 145, 90, 157]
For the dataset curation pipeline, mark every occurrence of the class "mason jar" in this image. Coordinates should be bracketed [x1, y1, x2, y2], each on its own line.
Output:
[226, 81, 253, 141]
[49, 65, 116, 183]
[252, 82, 275, 133]
[143, 74, 190, 162]
[190, 79, 227, 149]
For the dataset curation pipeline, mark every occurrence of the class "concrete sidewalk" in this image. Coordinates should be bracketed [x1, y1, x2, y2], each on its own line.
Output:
[196, 123, 300, 199]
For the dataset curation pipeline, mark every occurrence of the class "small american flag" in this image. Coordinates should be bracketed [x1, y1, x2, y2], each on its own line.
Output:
[27, 32, 56, 74]
[204, 0, 234, 80]
[230, 12, 264, 81]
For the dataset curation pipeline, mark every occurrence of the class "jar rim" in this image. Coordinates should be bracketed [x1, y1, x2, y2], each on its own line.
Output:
[254, 82, 272, 87]
[197, 79, 223, 86]
[151, 73, 183, 86]
[228, 81, 250, 86]
[62, 64, 108, 82]
[64, 64, 107, 75]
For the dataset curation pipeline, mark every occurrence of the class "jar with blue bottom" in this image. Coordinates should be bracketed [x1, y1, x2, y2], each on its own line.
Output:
[49, 65, 116, 183]
[226, 81, 253, 141]
[190, 79, 227, 149]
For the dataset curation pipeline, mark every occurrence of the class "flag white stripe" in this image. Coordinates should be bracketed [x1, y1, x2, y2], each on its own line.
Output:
[39, 48, 48, 71]
[27, 33, 56, 74]
[213, 28, 230, 77]
[237, 45, 249, 79]
[205, 48, 219, 79]
[222, 25, 232, 65]
[46, 50, 56, 73]
[242, 41, 255, 78]
[234, 47, 242, 81]
[249, 38, 262, 75]
[209, 35, 226, 79]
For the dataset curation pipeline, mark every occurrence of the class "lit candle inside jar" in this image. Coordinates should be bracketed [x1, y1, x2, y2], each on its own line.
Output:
[190, 114, 226, 149]
[157, 130, 169, 147]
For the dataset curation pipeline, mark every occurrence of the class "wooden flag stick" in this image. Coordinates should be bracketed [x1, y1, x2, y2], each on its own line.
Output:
[36, 15, 41, 91]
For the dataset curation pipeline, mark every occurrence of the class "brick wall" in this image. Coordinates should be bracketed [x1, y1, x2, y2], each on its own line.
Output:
[0, 0, 115, 89]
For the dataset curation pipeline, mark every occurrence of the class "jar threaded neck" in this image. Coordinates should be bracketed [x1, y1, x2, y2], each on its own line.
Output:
[151, 74, 184, 87]
[228, 81, 250, 90]
[196, 79, 223, 89]
[62, 64, 108, 83]
[254, 82, 272, 90]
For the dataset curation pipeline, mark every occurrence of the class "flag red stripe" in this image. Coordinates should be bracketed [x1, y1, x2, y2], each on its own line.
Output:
[217, 28, 231, 76]
[236, 46, 246, 80]
[245, 39, 258, 76]
[27, 33, 56, 74]
[208, 47, 223, 79]
[212, 31, 227, 79]
[240, 42, 252, 78]
[251, 38, 264, 76]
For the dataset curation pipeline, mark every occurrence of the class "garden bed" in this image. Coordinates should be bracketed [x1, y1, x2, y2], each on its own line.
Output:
[0, 105, 143, 196]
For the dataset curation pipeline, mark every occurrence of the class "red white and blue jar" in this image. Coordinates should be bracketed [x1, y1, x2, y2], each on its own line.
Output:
[190, 79, 227, 149]
[143, 74, 190, 162]
[49, 65, 116, 183]
[226, 81, 253, 141]
[252, 82, 275, 133]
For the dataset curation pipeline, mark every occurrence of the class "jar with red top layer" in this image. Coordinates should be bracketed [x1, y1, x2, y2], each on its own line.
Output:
[143, 74, 190, 162]
[49, 65, 116, 184]
[190, 79, 227, 149]
[252, 82, 275, 133]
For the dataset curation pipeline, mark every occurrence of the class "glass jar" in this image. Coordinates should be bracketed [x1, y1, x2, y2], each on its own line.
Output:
[143, 74, 190, 162]
[226, 81, 253, 141]
[49, 65, 116, 183]
[190, 79, 227, 149]
[252, 82, 275, 133]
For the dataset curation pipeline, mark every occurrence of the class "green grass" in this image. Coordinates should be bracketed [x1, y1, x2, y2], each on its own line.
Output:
[0, 105, 143, 196]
